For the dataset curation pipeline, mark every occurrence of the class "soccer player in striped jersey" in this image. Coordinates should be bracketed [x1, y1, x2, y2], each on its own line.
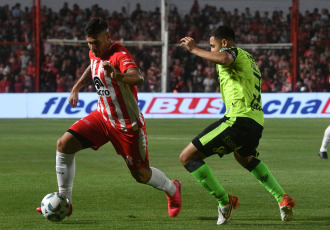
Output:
[179, 26, 295, 224]
[37, 18, 181, 218]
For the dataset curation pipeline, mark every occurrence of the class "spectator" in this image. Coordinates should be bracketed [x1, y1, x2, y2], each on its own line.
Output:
[203, 74, 217, 92]
[13, 74, 24, 92]
[0, 75, 11, 92]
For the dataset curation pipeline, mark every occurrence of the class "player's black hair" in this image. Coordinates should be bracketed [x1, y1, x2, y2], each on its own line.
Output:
[210, 25, 236, 43]
[84, 18, 108, 37]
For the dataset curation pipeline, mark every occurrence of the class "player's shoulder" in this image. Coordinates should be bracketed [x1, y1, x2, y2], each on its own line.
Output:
[110, 42, 129, 55]
[220, 47, 238, 59]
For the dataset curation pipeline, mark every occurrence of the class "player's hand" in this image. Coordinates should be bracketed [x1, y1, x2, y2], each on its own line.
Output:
[180, 37, 197, 53]
[69, 90, 79, 108]
[102, 61, 118, 80]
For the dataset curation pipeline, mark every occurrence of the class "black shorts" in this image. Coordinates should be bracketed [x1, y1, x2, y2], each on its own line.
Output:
[192, 116, 263, 157]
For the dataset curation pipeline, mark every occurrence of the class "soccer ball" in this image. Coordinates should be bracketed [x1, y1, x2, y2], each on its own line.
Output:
[40, 192, 70, 222]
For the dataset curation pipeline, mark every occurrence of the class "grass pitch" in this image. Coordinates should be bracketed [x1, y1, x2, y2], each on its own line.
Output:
[0, 118, 329, 229]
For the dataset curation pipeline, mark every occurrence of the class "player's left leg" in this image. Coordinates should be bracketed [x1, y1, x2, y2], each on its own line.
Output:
[129, 166, 182, 217]
[234, 152, 295, 221]
[112, 126, 181, 217]
[232, 117, 295, 221]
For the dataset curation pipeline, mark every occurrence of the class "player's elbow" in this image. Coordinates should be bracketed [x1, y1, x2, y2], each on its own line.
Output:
[136, 75, 144, 86]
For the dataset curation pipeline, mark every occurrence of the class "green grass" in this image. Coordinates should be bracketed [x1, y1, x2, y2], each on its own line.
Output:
[0, 118, 329, 229]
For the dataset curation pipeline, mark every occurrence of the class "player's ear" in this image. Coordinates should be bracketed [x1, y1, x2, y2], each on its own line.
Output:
[221, 39, 228, 47]
[106, 31, 111, 40]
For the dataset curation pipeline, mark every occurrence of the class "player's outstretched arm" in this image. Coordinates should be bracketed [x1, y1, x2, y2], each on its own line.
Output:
[180, 37, 234, 65]
[69, 64, 92, 108]
[117, 67, 144, 86]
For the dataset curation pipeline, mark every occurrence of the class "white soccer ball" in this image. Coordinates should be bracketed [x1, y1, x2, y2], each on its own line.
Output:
[41, 192, 70, 222]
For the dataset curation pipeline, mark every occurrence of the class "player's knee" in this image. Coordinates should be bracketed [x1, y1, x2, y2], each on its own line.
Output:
[131, 168, 151, 184]
[57, 136, 71, 154]
[57, 137, 66, 153]
[179, 151, 189, 165]
[133, 174, 150, 184]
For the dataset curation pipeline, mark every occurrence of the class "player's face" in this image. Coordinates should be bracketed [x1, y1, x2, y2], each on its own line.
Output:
[86, 31, 110, 57]
[209, 36, 222, 52]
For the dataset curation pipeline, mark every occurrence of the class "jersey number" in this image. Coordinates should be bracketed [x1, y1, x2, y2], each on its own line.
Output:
[247, 54, 262, 111]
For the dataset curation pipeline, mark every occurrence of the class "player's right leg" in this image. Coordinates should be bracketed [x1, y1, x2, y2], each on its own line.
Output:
[56, 111, 108, 205]
[318, 125, 330, 159]
[56, 131, 84, 204]
[37, 111, 108, 216]
[37, 132, 83, 216]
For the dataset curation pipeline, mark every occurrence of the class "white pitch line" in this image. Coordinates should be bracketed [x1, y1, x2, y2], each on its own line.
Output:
[0, 137, 319, 142]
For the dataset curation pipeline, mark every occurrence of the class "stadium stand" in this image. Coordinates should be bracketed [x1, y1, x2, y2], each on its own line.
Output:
[0, 1, 328, 93]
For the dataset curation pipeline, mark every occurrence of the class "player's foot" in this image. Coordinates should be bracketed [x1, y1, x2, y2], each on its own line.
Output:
[36, 207, 42, 214]
[36, 203, 73, 217]
[217, 194, 239, 225]
[279, 194, 295, 221]
[67, 203, 73, 217]
[167, 180, 182, 217]
[318, 151, 328, 159]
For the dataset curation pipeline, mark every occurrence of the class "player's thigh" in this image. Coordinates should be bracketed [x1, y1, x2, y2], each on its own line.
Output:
[232, 117, 263, 157]
[192, 117, 232, 157]
[110, 126, 149, 170]
[68, 110, 109, 150]
[192, 117, 262, 157]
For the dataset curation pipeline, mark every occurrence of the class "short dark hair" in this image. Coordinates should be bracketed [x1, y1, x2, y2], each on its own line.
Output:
[84, 18, 108, 37]
[210, 25, 236, 43]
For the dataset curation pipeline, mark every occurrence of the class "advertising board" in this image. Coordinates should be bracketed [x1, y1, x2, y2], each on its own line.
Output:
[0, 93, 329, 118]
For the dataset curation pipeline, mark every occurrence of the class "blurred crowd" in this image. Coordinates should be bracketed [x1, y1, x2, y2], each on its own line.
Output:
[0, 1, 329, 93]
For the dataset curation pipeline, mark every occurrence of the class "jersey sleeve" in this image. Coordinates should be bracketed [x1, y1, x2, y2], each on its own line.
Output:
[113, 51, 138, 73]
[220, 47, 238, 61]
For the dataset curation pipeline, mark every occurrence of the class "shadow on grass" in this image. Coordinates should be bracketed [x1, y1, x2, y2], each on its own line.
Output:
[59, 220, 100, 225]
[198, 216, 217, 221]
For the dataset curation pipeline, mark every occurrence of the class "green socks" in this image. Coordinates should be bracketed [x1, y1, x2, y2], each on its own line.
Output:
[250, 161, 285, 203]
[185, 157, 286, 207]
[191, 164, 229, 206]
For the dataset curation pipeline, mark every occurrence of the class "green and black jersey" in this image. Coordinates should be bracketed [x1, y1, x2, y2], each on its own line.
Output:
[216, 47, 264, 126]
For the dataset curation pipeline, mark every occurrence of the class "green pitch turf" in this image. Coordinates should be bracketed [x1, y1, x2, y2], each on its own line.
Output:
[0, 118, 329, 229]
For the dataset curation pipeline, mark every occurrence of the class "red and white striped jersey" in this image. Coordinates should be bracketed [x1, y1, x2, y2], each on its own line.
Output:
[89, 41, 145, 132]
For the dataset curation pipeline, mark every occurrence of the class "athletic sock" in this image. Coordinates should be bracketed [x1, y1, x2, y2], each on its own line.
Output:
[147, 167, 177, 196]
[185, 160, 229, 206]
[56, 151, 75, 203]
[246, 158, 285, 203]
[320, 125, 330, 152]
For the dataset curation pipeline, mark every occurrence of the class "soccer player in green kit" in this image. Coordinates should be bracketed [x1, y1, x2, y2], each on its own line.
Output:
[179, 26, 295, 225]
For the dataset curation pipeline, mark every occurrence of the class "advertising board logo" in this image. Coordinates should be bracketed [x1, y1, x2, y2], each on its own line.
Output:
[144, 97, 226, 114]
[140, 95, 330, 116]
[263, 97, 330, 114]
[42, 97, 97, 115]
